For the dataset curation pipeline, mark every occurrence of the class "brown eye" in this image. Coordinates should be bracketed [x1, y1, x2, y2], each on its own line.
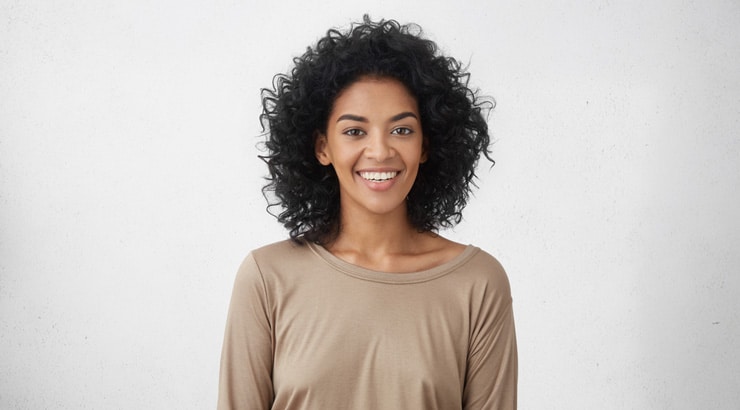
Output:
[344, 128, 366, 137]
[391, 127, 413, 135]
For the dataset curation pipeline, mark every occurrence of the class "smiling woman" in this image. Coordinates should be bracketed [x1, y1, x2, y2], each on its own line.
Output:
[218, 16, 517, 410]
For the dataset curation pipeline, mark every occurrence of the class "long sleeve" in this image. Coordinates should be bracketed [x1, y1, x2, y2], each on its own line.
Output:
[218, 253, 274, 410]
[462, 263, 518, 410]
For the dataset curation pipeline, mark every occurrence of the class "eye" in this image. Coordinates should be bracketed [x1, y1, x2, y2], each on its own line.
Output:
[391, 127, 414, 135]
[344, 128, 366, 137]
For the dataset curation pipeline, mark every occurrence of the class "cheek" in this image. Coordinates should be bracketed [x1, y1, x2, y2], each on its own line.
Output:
[337, 145, 363, 165]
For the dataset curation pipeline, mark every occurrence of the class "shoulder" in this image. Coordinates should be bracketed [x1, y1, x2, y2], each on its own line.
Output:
[429, 236, 508, 287]
[466, 247, 507, 278]
[237, 239, 319, 281]
[454, 246, 512, 301]
[250, 239, 310, 261]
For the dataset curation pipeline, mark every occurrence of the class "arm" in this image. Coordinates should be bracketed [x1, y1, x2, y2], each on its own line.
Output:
[217, 253, 274, 409]
[463, 264, 518, 410]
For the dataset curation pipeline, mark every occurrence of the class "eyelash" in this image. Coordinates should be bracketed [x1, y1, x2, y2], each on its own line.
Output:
[391, 127, 413, 135]
[343, 127, 414, 136]
[344, 128, 365, 137]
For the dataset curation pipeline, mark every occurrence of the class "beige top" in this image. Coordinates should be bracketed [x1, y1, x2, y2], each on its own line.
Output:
[218, 240, 517, 409]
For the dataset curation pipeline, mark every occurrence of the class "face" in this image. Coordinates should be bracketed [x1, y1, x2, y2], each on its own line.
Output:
[315, 76, 426, 219]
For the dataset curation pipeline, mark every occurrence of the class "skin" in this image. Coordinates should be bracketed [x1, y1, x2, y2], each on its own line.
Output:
[315, 76, 466, 273]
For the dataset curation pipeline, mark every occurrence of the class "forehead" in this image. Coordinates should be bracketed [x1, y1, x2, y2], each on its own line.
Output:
[329, 76, 419, 118]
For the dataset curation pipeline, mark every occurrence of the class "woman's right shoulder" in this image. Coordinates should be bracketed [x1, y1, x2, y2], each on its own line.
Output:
[250, 238, 311, 260]
[236, 238, 317, 280]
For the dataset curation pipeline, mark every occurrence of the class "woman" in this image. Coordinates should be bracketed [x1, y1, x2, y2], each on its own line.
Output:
[218, 16, 517, 409]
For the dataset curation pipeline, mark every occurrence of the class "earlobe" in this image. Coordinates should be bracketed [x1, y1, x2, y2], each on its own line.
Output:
[314, 132, 331, 165]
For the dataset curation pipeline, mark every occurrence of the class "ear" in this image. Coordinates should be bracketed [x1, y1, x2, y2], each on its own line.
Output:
[314, 132, 332, 165]
[420, 136, 429, 164]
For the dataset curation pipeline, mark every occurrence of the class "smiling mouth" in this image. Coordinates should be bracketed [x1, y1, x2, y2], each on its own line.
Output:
[358, 171, 399, 182]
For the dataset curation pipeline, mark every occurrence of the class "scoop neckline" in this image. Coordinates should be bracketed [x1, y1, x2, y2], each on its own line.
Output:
[306, 242, 479, 284]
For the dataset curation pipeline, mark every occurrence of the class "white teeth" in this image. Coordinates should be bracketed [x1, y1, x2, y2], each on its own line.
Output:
[359, 171, 398, 181]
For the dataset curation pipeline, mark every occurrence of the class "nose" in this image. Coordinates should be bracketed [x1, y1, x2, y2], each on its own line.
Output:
[365, 131, 395, 162]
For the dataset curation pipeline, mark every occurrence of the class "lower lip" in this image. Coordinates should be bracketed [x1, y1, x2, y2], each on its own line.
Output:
[358, 173, 398, 191]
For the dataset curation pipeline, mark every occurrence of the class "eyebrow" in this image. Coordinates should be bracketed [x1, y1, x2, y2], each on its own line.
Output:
[336, 112, 419, 123]
[390, 112, 418, 122]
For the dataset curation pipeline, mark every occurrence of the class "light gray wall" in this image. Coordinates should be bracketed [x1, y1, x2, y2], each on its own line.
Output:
[1, 0, 738, 408]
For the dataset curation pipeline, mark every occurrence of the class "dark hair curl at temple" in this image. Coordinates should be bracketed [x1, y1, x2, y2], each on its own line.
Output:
[260, 16, 494, 244]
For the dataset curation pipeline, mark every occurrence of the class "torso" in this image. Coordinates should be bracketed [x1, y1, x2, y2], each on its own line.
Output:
[255, 240, 512, 409]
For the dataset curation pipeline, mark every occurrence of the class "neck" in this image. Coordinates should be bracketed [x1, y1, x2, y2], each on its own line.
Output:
[328, 202, 422, 256]
[321, 199, 462, 273]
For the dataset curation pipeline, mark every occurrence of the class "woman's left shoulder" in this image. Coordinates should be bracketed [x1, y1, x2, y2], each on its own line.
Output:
[455, 244, 512, 294]
[466, 245, 506, 272]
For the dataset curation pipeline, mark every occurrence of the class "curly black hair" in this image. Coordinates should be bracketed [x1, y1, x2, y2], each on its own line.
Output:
[260, 16, 494, 245]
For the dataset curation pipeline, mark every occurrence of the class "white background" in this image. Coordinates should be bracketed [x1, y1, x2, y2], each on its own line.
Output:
[2, 0, 739, 408]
